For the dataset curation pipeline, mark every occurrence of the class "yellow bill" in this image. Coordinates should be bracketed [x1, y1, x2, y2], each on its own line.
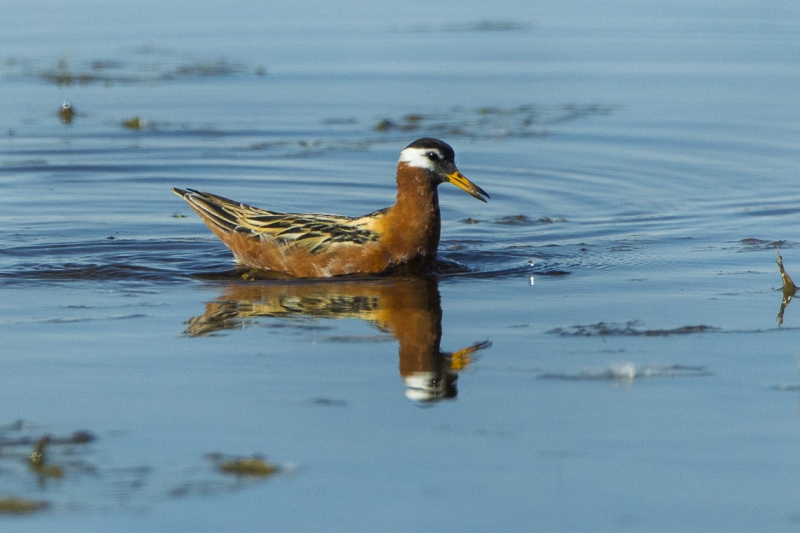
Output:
[445, 171, 490, 203]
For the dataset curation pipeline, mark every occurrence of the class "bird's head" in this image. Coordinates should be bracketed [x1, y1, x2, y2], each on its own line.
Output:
[398, 138, 489, 202]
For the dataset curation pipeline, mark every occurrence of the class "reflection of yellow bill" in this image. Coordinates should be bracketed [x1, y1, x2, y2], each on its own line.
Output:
[450, 340, 492, 371]
[446, 171, 490, 202]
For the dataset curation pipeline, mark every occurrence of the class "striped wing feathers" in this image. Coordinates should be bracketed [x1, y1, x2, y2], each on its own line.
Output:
[174, 188, 384, 254]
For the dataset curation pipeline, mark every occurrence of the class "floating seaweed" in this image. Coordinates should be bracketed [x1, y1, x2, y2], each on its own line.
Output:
[776, 247, 798, 326]
[11, 55, 257, 87]
[0, 497, 49, 515]
[0, 422, 295, 511]
[28, 437, 64, 479]
[494, 215, 564, 226]
[122, 116, 146, 130]
[373, 105, 614, 140]
[58, 101, 75, 124]
[0, 426, 97, 509]
[737, 238, 788, 252]
[209, 453, 280, 477]
[0, 429, 94, 447]
[548, 321, 719, 337]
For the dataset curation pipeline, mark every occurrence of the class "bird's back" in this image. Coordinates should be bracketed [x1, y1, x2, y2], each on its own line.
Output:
[172, 188, 392, 276]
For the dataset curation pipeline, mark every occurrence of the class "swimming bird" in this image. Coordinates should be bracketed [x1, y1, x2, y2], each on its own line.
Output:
[172, 138, 489, 277]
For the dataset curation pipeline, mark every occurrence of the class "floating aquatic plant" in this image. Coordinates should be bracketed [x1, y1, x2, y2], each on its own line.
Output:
[0, 497, 49, 515]
[776, 247, 797, 326]
[209, 454, 280, 477]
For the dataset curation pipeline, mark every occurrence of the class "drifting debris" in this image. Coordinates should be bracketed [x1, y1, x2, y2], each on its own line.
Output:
[0, 430, 94, 447]
[28, 437, 64, 479]
[209, 454, 279, 477]
[122, 116, 146, 130]
[548, 321, 718, 337]
[0, 497, 49, 515]
[28, 56, 252, 86]
[777, 247, 798, 326]
[373, 105, 613, 140]
[58, 101, 75, 124]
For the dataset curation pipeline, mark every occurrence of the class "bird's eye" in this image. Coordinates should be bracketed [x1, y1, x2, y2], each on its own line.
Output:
[426, 151, 441, 161]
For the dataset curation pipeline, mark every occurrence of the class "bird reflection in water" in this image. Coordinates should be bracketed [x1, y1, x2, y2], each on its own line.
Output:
[183, 276, 490, 402]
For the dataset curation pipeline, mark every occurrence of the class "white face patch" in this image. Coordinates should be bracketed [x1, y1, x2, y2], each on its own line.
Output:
[398, 147, 442, 171]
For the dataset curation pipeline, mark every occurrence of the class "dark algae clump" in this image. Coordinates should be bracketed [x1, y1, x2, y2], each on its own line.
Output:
[776, 247, 798, 326]
[0, 497, 49, 515]
[548, 321, 719, 337]
[209, 454, 280, 477]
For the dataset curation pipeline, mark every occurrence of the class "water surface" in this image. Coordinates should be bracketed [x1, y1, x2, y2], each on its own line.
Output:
[2, 0, 800, 530]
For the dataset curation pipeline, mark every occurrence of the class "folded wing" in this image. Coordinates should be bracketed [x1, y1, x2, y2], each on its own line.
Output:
[172, 188, 385, 254]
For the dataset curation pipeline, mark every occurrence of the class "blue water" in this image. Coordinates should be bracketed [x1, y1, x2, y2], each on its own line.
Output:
[2, 0, 800, 531]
